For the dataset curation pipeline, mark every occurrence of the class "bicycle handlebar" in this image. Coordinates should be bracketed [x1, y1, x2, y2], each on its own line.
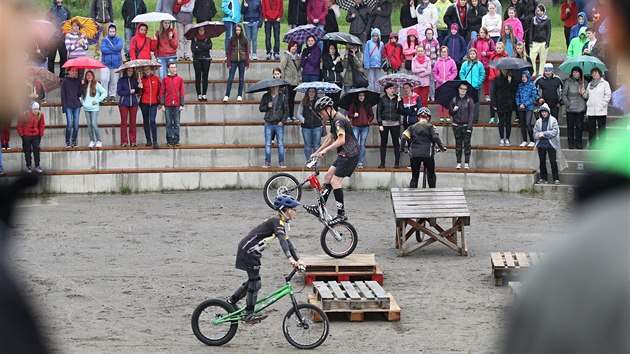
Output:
[285, 265, 306, 282]
[306, 157, 319, 169]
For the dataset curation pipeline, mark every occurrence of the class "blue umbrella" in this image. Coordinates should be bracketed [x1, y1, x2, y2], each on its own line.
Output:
[282, 25, 325, 45]
[294, 82, 341, 93]
[611, 86, 627, 113]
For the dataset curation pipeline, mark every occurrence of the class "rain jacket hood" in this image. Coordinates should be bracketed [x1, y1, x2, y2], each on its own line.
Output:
[371, 28, 381, 41]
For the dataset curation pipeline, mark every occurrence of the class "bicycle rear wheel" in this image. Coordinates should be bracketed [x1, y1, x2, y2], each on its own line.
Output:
[283, 303, 329, 349]
[191, 299, 238, 346]
[263, 173, 302, 209]
[320, 221, 359, 258]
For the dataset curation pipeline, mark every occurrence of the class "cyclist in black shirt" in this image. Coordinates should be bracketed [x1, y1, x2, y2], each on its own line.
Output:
[228, 195, 304, 324]
[304, 96, 359, 223]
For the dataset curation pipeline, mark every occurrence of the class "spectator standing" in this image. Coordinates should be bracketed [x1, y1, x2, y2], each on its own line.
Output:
[402, 29, 419, 73]
[567, 27, 588, 58]
[26, 69, 46, 105]
[156, 0, 175, 15]
[260, 84, 289, 168]
[487, 41, 508, 124]
[421, 28, 440, 101]
[520, 0, 537, 53]
[172, 0, 195, 61]
[561, 66, 587, 149]
[515, 70, 536, 147]
[582, 67, 611, 147]
[347, 0, 371, 44]
[348, 92, 374, 169]
[100, 24, 123, 102]
[223, 24, 249, 102]
[529, 4, 551, 77]
[363, 29, 383, 93]
[91, 0, 114, 60]
[561, 0, 578, 48]
[444, 0, 470, 41]
[138, 66, 161, 148]
[411, 46, 431, 107]
[321, 43, 344, 103]
[307, 0, 327, 51]
[435, 0, 453, 43]
[47, 0, 72, 77]
[342, 44, 364, 92]
[65, 19, 89, 60]
[443, 24, 467, 68]
[81, 70, 107, 148]
[534, 63, 563, 121]
[569, 12, 587, 42]
[381, 33, 404, 74]
[498, 24, 517, 57]
[159, 61, 185, 146]
[262, 0, 283, 60]
[369, 0, 392, 42]
[449, 82, 475, 169]
[401, 108, 446, 188]
[191, 26, 213, 101]
[154, 20, 178, 79]
[503, 6, 524, 42]
[241, 0, 262, 60]
[296, 88, 322, 161]
[467, 0, 489, 41]
[482, 0, 502, 16]
[469, 28, 494, 100]
[117, 68, 139, 147]
[533, 103, 561, 184]
[459, 48, 485, 123]
[492, 69, 517, 146]
[324, 0, 340, 39]
[193, 0, 217, 22]
[288, 0, 308, 29]
[122, 0, 148, 60]
[400, 82, 422, 131]
[414, 0, 438, 39]
[433, 46, 458, 122]
[300, 35, 321, 82]
[400, 0, 417, 29]
[581, 27, 605, 63]
[222, 0, 242, 58]
[513, 41, 532, 79]
[376, 83, 401, 168]
[17, 102, 45, 174]
[481, 2, 501, 43]
[60, 67, 82, 148]
[130, 23, 152, 60]
[280, 41, 301, 118]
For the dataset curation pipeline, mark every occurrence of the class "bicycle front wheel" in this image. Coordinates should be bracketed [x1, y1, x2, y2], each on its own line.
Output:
[191, 299, 238, 346]
[263, 173, 302, 209]
[283, 303, 329, 349]
[320, 221, 359, 258]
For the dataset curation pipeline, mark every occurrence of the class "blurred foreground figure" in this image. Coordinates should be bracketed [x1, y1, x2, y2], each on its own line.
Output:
[503, 2, 629, 352]
[0, 1, 51, 353]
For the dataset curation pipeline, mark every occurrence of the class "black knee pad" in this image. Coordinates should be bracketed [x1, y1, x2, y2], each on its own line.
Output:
[247, 277, 261, 293]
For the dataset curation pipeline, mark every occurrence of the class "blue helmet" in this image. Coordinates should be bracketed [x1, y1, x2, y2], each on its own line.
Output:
[273, 195, 301, 211]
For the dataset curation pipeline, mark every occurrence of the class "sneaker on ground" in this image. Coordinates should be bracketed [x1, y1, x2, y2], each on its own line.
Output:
[262, 162, 271, 168]
[394, 164, 400, 168]
[273, 53, 280, 60]
[456, 163, 462, 169]
[504, 139, 510, 146]
[26, 167, 32, 174]
[554, 180, 560, 185]
[64, 143, 71, 148]
[329, 214, 348, 225]
[251, 53, 258, 60]
[35, 166, 44, 174]
[528, 142, 535, 147]
[174, 142, 181, 147]
[445, 117, 452, 122]
[73, 143, 79, 148]
[439, 118, 445, 123]
[88, 141, 95, 148]
[358, 163, 364, 169]
[537, 179, 548, 184]
[303, 204, 320, 218]
[519, 141, 528, 147]
[485, 95, 491, 101]
[279, 162, 287, 168]
[265, 53, 272, 60]
[499, 139, 505, 146]
[242, 313, 268, 324]
[152, 142, 159, 149]
[237, 96, 243, 101]
[378, 164, 385, 168]
[95, 141, 103, 148]
[464, 163, 470, 170]
[489, 117, 497, 124]
[198, 95, 203, 101]
[145, 142, 152, 147]
[202, 95, 207, 101]
[223, 96, 229, 102]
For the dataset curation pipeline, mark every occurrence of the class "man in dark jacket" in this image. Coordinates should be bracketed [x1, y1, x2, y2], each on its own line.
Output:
[91, 0, 114, 59]
[401, 107, 446, 188]
[122, 0, 147, 60]
[444, 0, 470, 41]
[535, 63, 563, 120]
[47, 0, 71, 77]
[376, 83, 402, 168]
[369, 0, 392, 42]
[193, 0, 217, 22]
[449, 82, 475, 169]
[346, 0, 371, 44]
[288, 0, 307, 28]
[260, 85, 288, 168]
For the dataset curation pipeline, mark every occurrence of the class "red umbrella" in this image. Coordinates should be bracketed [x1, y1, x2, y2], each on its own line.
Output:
[184, 21, 226, 40]
[62, 57, 106, 69]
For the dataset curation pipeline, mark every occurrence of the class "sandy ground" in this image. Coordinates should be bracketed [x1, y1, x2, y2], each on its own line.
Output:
[7, 189, 570, 353]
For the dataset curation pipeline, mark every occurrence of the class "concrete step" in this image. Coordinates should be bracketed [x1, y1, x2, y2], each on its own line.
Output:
[532, 183, 576, 200]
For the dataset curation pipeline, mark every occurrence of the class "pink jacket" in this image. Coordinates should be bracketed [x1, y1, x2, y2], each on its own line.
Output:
[470, 37, 495, 66]
[503, 17, 524, 41]
[432, 56, 457, 88]
[402, 28, 419, 61]
[411, 55, 432, 87]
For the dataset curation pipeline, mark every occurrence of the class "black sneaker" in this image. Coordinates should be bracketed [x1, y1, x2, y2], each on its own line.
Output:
[242, 313, 268, 324]
[329, 214, 348, 225]
[145, 142, 152, 147]
[303, 204, 320, 218]
[152, 142, 159, 149]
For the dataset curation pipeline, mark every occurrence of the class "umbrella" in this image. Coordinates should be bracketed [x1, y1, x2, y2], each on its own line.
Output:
[115, 59, 161, 73]
[377, 73, 423, 88]
[611, 86, 626, 113]
[246, 79, 289, 93]
[294, 82, 342, 93]
[184, 21, 227, 40]
[62, 57, 106, 69]
[487, 57, 532, 70]
[30, 19, 56, 40]
[322, 32, 363, 46]
[61, 16, 102, 45]
[26, 66, 60, 93]
[337, 88, 380, 110]
[338, 0, 377, 11]
[434, 80, 478, 108]
[558, 55, 609, 75]
[132, 12, 177, 23]
[282, 24, 325, 44]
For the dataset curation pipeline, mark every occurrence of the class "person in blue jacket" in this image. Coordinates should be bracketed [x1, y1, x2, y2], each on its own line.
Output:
[100, 24, 123, 102]
[569, 11, 588, 42]
[117, 67, 140, 147]
[222, 0, 242, 58]
[515, 70, 537, 147]
[443, 23, 467, 68]
[241, 0, 263, 60]
[363, 28, 383, 93]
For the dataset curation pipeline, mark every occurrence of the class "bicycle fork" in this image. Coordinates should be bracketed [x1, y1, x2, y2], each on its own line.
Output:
[289, 294, 311, 329]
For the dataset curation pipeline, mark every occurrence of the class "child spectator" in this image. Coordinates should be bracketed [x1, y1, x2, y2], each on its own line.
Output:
[443, 24, 467, 68]
[65, 19, 89, 60]
[468, 0, 489, 41]
[421, 28, 440, 101]
[81, 70, 107, 148]
[561, 66, 587, 149]
[513, 41, 532, 81]
[499, 24, 517, 57]
[154, 20, 178, 79]
[348, 91, 374, 169]
[411, 46, 432, 107]
[296, 88, 322, 161]
[567, 27, 588, 59]
[191, 26, 213, 101]
[17, 102, 45, 174]
[469, 27, 494, 101]
[173, 0, 195, 60]
[159, 61, 185, 147]
[582, 27, 606, 63]
[280, 41, 301, 118]
[222, 0, 242, 58]
[223, 24, 249, 102]
[100, 24, 123, 102]
[138, 66, 161, 148]
[533, 103, 561, 184]
[47, 0, 72, 77]
[488, 41, 508, 124]
[444, 0, 470, 41]
[260, 84, 288, 168]
[242, 0, 263, 60]
[301, 35, 321, 82]
[363, 28, 383, 92]
[569, 11, 587, 42]
[534, 63, 563, 121]
[402, 29, 419, 73]
[342, 44, 364, 92]
[449, 82, 475, 169]
[376, 83, 401, 168]
[492, 69, 517, 146]
[459, 48, 485, 123]
[117, 67, 139, 147]
[515, 70, 537, 147]
[61, 67, 82, 148]
[122, 0, 147, 60]
[130, 23, 152, 60]
[433, 46, 458, 122]
[529, 4, 551, 76]
[400, 82, 422, 131]
[481, 2, 501, 43]
[401, 107, 446, 188]
[381, 33, 404, 74]
[503, 6, 524, 42]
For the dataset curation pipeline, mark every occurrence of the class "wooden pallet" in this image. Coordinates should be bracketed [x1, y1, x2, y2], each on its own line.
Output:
[301, 254, 383, 285]
[307, 281, 401, 322]
[491, 252, 543, 286]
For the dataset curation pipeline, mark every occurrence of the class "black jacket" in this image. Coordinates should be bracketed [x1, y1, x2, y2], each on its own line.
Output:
[324, 8, 339, 33]
[121, 0, 147, 29]
[191, 37, 212, 60]
[467, 5, 488, 36]
[400, 4, 416, 28]
[444, 4, 470, 38]
[401, 121, 446, 158]
[376, 95, 401, 125]
[91, 0, 114, 23]
[193, 0, 218, 22]
[492, 74, 518, 113]
[529, 18, 551, 47]
[449, 95, 475, 130]
[47, 3, 72, 38]
[321, 53, 343, 83]
[535, 75, 563, 106]
[288, 0, 307, 26]
[370, 1, 393, 38]
[346, 4, 371, 40]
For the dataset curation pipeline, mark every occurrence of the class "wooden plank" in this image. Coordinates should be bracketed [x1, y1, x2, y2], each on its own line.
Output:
[391, 187, 464, 192]
[514, 252, 530, 267]
[504, 252, 516, 268]
[340, 281, 362, 300]
[491, 252, 505, 269]
[327, 281, 347, 300]
[392, 202, 470, 208]
[301, 254, 376, 267]
[354, 281, 376, 300]
[393, 206, 470, 212]
[395, 212, 471, 218]
[313, 281, 334, 300]
[365, 281, 389, 300]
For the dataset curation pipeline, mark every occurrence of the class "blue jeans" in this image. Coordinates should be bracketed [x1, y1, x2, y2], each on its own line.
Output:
[226, 61, 246, 97]
[244, 22, 259, 55]
[65, 106, 81, 145]
[158, 56, 177, 79]
[224, 21, 234, 57]
[301, 127, 322, 161]
[264, 20, 280, 54]
[85, 110, 102, 142]
[124, 27, 136, 57]
[264, 123, 285, 163]
[352, 125, 369, 164]
[303, 74, 320, 82]
[165, 106, 181, 144]
[140, 104, 158, 143]
[315, 24, 325, 51]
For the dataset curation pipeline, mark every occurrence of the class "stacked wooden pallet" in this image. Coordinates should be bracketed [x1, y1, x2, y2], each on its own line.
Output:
[491, 252, 543, 286]
[301, 254, 383, 285]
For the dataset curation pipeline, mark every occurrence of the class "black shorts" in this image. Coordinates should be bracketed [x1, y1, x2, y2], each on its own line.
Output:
[332, 155, 359, 177]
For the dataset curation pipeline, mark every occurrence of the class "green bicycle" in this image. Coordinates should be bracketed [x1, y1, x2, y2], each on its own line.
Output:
[191, 267, 330, 349]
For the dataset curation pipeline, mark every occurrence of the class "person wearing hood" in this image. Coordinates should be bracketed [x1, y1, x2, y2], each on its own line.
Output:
[117, 68, 140, 147]
[515, 69, 536, 147]
[533, 103, 561, 184]
[414, 0, 439, 38]
[369, 0, 392, 42]
[47, 0, 72, 77]
[529, 4, 551, 76]
[90, 0, 114, 59]
[191, 25, 213, 101]
[561, 0, 579, 48]
[569, 11, 588, 41]
[130, 23, 152, 60]
[535, 63, 563, 121]
[347, 0, 371, 44]
[566, 26, 587, 58]
[402, 28, 420, 72]
[381, 33, 404, 74]
[581, 67, 611, 147]
[363, 28, 383, 93]
[280, 41, 301, 118]
[434, 0, 453, 43]
[100, 24, 123, 102]
[443, 23, 467, 67]
[223, 24, 249, 102]
[561, 66, 587, 149]
[222, 0, 242, 58]
[433, 46, 457, 122]
[122, 0, 147, 60]
[444, 0, 470, 41]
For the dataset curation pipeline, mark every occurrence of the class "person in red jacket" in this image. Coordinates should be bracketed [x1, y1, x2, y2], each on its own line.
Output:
[138, 66, 161, 148]
[154, 20, 179, 79]
[159, 61, 185, 147]
[17, 102, 45, 173]
[130, 23, 152, 60]
[561, 0, 578, 48]
[262, 0, 284, 59]
[469, 27, 495, 100]
[348, 91, 374, 168]
[381, 32, 404, 74]
[487, 41, 508, 124]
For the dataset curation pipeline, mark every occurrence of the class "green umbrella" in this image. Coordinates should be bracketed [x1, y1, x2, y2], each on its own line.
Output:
[558, 55, 609, 75]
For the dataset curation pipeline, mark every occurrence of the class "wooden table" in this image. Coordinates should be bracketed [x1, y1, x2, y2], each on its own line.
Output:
[391, 188, 470, 256]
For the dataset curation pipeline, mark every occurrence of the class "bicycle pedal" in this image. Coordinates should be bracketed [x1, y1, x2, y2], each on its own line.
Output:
[243, 314, 268, 325]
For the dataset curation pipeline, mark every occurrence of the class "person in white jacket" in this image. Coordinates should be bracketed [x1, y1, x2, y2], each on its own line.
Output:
[413, 0, 438, 38]
[481, 2, 502, 43]
[581, 67, 611, 148]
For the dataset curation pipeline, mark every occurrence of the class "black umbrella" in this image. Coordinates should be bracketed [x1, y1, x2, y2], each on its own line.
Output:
[434, 80, 478, 109]
[487, 57, 532, 71]
[323, 32, 363, 46]
[246, 79, 289, 93]
[337, 88, 380, 110]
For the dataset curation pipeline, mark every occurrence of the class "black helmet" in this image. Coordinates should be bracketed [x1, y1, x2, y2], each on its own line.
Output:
[273, 195, 301, 211]
[314, 96, 334, 112]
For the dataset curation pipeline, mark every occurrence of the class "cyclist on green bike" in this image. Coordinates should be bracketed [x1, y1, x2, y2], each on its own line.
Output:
[228, 195, 305, 324]
[305, 96, 360, 224]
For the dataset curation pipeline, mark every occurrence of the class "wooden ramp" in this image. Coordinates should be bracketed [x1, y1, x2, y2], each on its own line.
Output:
[301, 254, 383, 285]
[491, 252, 543, 286]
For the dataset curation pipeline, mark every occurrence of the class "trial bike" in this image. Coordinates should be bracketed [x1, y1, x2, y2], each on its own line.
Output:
[191, 267, 329, 350]
[262, 157, 359, 258]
